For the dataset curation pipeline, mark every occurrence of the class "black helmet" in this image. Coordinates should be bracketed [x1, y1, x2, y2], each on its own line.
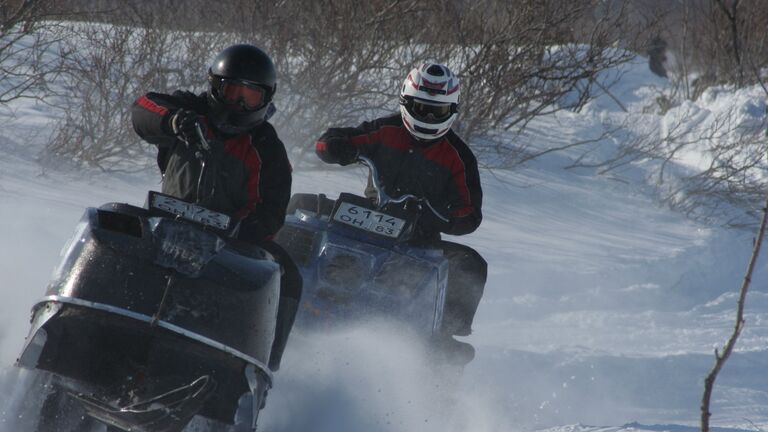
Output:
[207, 44, 277, 135]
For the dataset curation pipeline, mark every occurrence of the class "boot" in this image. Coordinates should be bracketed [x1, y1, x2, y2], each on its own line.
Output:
[268, 297, 299, 371]
[431, 333, 475, 366]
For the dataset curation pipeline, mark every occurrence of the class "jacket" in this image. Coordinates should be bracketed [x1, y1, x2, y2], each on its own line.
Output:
[316, 113, 482, 240]
[132, 90, 292, 243]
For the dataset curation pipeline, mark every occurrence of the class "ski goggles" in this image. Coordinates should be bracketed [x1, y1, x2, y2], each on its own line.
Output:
[406, 98, 454, 123]
[211, 77, 267, 111]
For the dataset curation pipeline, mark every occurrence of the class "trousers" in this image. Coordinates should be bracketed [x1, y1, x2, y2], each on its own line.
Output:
[428, 240, 487, 337]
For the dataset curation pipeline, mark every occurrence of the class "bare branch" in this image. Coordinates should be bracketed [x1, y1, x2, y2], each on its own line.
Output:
[701, 182, 768, 432]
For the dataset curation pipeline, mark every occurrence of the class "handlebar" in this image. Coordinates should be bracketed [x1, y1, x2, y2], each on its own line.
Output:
[192, 122, 213, 203]
[194, 123, 211, 152]
[357, 155, 449, 223]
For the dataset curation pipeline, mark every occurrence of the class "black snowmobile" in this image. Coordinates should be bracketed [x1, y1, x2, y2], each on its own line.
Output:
[14, 130, 279, 432]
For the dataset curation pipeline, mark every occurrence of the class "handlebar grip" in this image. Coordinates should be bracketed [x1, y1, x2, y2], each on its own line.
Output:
[194, 123, 210, 152]
[357, 155, 449, 223]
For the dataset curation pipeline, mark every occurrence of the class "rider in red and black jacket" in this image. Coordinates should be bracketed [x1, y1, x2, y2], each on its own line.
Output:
[132, 44, 300, 372]
[133, 90, 291, 243]
[317, 113, 483, 241]
[315, 63, 487, 358]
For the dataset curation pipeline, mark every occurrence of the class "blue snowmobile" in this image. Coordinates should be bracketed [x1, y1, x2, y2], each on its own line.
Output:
[275, 156, 472, 364]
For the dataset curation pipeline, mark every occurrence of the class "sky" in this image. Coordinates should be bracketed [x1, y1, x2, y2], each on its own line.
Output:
[1, 51, 768, 432]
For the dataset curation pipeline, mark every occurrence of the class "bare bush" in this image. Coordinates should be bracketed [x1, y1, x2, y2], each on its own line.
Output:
[0, 0, 67, 105]
[43, 18, 232, 171]
[39, 0, 642, 170]
[42, 0, 426, 167]
[234, 0, 641, 166]
[568, 100, 768, 228]
[652, 0, 768, 100]
[237, 0, 427, 164]
[661, 116, 768, 227]
[422, 0, 642, 165]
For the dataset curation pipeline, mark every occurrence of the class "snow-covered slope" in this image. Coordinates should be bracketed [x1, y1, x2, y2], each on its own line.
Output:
[1, 55, 768, 432]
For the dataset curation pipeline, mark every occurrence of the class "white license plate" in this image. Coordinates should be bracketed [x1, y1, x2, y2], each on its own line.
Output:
[333, 202, 406, 238]
[150, 194, 231, 230]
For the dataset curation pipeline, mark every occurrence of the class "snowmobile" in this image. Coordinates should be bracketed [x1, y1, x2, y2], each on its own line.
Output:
[275, 156, 470, 363]
[14, 129, 279, 432]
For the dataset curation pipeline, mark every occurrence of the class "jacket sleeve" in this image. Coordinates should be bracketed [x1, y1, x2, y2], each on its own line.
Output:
[132, 91, 207, 171]
[442, 134, 483, 236]
[131, 92, 181, 147]
[238, 125, 293, 242]
[132, 91, 208, 144]
[315, 118, 383, 165]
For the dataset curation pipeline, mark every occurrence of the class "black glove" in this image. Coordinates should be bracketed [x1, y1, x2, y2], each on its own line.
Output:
[237, 218, 269, 244]
[169, 109, 203, 150]
[323, 136, 359, 166]
[418, 203, 453, 233]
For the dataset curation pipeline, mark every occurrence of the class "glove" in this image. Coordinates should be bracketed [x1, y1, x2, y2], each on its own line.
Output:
[318, 136, 359, 166]
[169, 109, 203, 150]
[237, 218, 269, 244]
[418, 203, 453, 233]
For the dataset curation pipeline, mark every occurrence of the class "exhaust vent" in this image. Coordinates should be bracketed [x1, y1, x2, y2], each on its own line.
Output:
[97, 210, 142, 238]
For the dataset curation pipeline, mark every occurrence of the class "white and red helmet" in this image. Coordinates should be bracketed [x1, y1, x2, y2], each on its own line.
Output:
[399, 63, 460, 140]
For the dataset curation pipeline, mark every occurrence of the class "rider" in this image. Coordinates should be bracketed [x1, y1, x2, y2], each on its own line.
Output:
[314, 63, 486, 359]
[131, 43, 301, 372]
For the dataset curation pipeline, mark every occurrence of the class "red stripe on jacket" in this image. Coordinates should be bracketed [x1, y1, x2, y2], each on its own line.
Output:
[136, 95, 170, 116]
[422, 140, 473, 217]
[349, 125, 411, 152]
[222, 134, 262, 219]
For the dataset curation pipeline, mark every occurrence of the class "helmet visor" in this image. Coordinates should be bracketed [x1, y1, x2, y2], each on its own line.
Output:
[411, 100, 452, 123]
[213, 77, 267, 111]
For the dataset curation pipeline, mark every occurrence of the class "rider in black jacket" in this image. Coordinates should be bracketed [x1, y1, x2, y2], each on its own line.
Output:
[315, 63, 487, 358]
[132, 44, 301, 372]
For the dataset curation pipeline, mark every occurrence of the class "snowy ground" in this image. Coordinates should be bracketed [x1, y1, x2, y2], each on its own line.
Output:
[2, 57, 768, 432]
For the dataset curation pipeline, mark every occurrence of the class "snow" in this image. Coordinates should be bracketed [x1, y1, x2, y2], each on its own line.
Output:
[2, 44, 768, 432]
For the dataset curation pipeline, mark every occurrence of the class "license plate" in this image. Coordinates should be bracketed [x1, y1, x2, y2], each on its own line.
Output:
[150, 193, 231, 230]
[151, 218, 224, 276]
[333, 202, 406, 238]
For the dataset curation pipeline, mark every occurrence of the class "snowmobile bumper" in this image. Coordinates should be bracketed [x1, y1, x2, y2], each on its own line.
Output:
[74, 375, 215, 432]
[16, 296, 273, 425]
